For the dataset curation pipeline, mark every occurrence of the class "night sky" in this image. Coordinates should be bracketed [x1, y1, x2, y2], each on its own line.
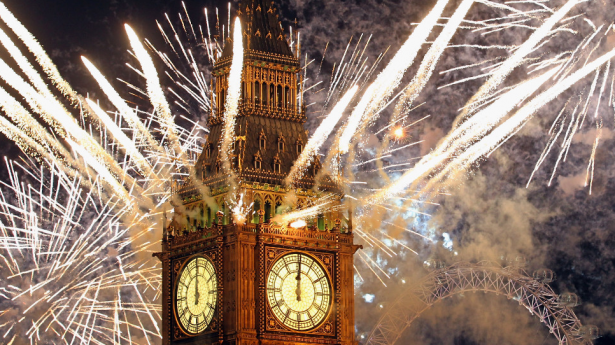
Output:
[0, 0, 614, 344]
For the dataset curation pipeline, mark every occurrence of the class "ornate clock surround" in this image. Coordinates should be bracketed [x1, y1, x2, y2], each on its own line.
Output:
[261, 247, 336, 337]
[172, 252, 219, 338]
[155, 225, 224, 344]
[254, 223, 360, 345]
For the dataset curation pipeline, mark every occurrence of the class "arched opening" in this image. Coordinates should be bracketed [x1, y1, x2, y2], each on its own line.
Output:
[207, 207, 212, 227]
[216, 87, 220, 113]
[262, 83, 268, 106]
[277, 85, 283, 108]
[285, 86, 290, 108]
[221, 203, 228, 225]
[254, 81, 260, 105]
[269, 84, 275, 106]
[253, 199, 261, 224]
[317, 213, 325, 230]
[200, 207, 205, 227]
[307, 216, 316, 229]
[264, 201, 272, 223]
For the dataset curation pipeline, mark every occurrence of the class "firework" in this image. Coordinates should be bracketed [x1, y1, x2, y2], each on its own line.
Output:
[430, 48, 615, 188]
[0, 160, 160, 344]
[125, 25, 179, 154]
[338, 0, 450, 154]
[286, 85, 358, 185]
[0, 0, 609, 343]
[452, 0, 581, 128]
[0, 3, 81, 102]
[389, 0, 474, 124]
[81, 56, 163, 154]
[219, 18, 243, 178]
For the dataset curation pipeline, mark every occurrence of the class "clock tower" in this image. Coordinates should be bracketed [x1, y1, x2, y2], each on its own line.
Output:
[154, 1, 360, 344]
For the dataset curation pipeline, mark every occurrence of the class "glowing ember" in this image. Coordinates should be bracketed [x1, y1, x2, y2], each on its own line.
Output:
[290, 220, 307, 228]
[393, 127, 404, 139]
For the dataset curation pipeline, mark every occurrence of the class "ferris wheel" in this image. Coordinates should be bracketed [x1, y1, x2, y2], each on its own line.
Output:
[364, 261, 598, 345]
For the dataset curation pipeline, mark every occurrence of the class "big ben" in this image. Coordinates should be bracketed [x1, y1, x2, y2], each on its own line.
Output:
[154, 0, 360, 344]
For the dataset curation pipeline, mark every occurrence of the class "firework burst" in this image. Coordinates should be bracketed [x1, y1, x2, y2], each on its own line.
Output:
[0, 0, 610, 343]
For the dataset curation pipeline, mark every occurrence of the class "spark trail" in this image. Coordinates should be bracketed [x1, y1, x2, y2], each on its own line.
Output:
[427, 48, 615, 189]
[125, 24, 179, 153]
[0, 3, 81, 103]
[219, 18, 244, 177]
[286, 85, 358, 185]
[451, 0, 582, 128]
[0, 160, 160, 344]
[81, 56, 163, 153]
[389, 0, 475, 124]
[338, 0, 450, 154]
[362, 65, 561, 206]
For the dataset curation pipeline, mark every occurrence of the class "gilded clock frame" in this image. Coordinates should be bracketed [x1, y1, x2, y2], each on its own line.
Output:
[262, 247, 337, 336]
[172, 251, 219, 339]
[266, 251, 333, 332]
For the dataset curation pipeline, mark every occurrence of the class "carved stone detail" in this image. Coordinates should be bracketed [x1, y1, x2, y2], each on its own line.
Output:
[267, 249, 276, 259]
[228, 268, 236, 282]
[323, 321, 334, 334]
[226, 300, 236, 312]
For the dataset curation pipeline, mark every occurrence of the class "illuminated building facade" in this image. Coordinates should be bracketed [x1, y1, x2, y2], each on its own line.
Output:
[154, 0, 360, 344]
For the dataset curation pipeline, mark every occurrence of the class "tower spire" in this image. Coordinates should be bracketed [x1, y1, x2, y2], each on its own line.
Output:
[219, 0, 295, 63]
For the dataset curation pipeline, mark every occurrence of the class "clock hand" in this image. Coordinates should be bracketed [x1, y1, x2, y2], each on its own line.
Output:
[295, 254, 302, 302]
[194, 269, 200, 305]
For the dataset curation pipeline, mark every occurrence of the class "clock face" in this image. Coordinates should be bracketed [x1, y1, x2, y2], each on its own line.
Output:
[175, 256, 217, 335]
[266, 253, 332, 331]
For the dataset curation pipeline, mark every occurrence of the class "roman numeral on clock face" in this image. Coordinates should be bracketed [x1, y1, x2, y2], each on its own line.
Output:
[266, 253, 332, 331]
[175, 256, 218, 334]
